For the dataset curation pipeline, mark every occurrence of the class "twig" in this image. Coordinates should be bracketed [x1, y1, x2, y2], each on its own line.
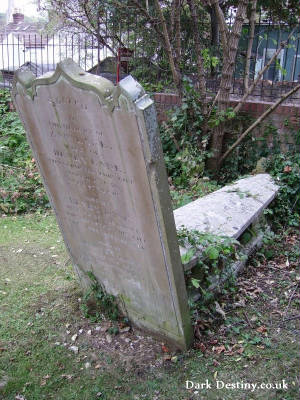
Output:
[280, 315, 300, 325]
[243, 311, 253, 328]
[244, 0, 257, 91]
[283, 282, 300, 318]
[233, 27, 296, 115]
[219, 83, 300, 164]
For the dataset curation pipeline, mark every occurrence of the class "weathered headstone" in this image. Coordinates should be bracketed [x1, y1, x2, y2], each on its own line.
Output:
[13, 59, 192, 349]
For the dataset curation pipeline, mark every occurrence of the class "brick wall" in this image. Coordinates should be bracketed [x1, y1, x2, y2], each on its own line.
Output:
[153, 93, 300, 152]
[153, 93, 181, 123]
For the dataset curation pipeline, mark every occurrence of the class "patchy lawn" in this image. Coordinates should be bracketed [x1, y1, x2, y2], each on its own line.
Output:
[0, 213, 299, 400]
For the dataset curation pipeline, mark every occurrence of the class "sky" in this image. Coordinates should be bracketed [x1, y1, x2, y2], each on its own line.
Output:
[0, 0, 40, 17]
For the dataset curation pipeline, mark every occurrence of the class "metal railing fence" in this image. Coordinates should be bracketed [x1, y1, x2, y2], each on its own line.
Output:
[0, 10, 299, 101]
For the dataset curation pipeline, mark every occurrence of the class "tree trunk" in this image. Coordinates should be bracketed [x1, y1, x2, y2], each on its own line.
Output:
[174, 0, 182, 88]
[207, 0, 249, 173]
[154, 0, 182, 95]
[244, 0, 257, 90]
[187, 0, 206, 100]
[209, 6, 219, 78]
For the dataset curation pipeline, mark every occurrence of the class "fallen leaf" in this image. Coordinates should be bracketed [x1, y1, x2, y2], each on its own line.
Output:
[256, 325, 267, 333]
[195, 320, 209, 330]
[265, 280, 274, 285]
[213, 345, 226, 354]
[214, 371, 218, 379]
[96, 322, 111, 332]
[71, 334, 78, 342]
[61, 374, 73, 381]
[161, 344, 170, 353]
[119, 327, 130, 334]
[224, 350, 235, 356]
[286, 258, 290, 267]
[40, 375, 50, 386]
[195, 342, 206, 353]
[69, 345, 79, 354]
[106, 334, 112, 344]
[215, 301, 226, 319]
[271, 310, 283, 316]
[232, 299, 246, 308]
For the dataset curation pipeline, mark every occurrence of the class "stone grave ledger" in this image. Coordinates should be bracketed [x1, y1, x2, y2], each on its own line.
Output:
[13, 59, 192, 349]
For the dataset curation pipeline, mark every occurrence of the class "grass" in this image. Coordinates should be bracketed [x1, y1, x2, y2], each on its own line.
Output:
[0, 213, 299, 399]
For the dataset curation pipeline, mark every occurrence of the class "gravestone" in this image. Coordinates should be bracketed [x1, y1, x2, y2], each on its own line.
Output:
[12, 59, 192, 349]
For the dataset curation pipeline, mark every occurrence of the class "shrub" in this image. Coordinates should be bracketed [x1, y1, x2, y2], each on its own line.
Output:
[266, 152, 300, 228]
[0, 89, 49, 214]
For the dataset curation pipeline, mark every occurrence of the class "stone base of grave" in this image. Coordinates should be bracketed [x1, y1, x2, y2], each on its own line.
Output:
[173, 174, 279, 304]
[188, 218, 268, 303]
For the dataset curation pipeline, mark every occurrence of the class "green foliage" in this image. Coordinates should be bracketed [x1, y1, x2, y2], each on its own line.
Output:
[208, 107, 236, 128]
[160, 78, 211, 189]
[170, 178, 220, 209]
[81, 271, 120, 322]
[219, 121, 286, 178]
[219, 121, 299, 228]
[177, 228, 240, 303]
[129, 58, 173, 93]
[201, 48, 219, 72]
[0, 89, 49, 214]
[266, 152, 300, 227]
[180, 248, 195, 264]
[219, 118, 275, 182]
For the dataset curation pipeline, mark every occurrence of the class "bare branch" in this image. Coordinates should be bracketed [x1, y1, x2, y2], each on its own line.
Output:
[244, 0, 257, 91]
[233, 28, 296, 114]
[129, 0, 166, 45]
[174, 0, 181, 66]
[187, 0, 206, 99]
[220, 84, 300, 164]
[210, 0, 229, 54]
[153, 0, 182, 93]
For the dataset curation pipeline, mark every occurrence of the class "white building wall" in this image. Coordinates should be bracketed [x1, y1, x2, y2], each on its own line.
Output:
[1, 32, 111, 73]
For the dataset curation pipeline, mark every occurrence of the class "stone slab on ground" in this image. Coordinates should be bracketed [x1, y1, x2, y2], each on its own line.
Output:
[12, 59, 192, 350]
[174, 174, 279, 271]
[174, 174, 279, 238]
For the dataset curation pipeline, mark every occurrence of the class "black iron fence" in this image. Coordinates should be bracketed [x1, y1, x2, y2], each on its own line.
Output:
[1, 22, 299, 101]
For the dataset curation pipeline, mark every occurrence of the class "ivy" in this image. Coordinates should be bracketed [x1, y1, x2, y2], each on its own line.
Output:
[177, 227, 241, 303]
[0, 89, 49, 214]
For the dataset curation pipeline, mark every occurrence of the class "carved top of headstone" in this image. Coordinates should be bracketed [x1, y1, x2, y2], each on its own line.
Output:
[12, 59, 192, 349]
